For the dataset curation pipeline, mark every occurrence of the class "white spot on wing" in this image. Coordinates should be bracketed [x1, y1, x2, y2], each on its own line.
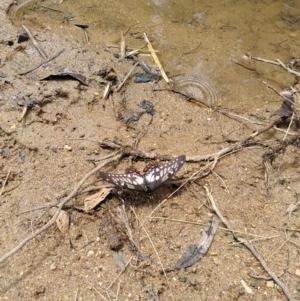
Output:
[161, 174, 169, 182]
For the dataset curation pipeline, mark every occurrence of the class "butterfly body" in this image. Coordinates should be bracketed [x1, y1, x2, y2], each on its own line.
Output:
[99, 155, 186, 193]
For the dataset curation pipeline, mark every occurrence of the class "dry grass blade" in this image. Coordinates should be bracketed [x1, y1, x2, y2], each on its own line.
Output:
[143, 33, 169, 83]
[120, 31, 126, 59]
[106, 256, 133, 291]
[0, 167, 11, 196]
[131, 206, 174, 301]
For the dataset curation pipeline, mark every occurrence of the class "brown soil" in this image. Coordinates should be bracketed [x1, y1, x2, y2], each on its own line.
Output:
[1, 1, 300, 300]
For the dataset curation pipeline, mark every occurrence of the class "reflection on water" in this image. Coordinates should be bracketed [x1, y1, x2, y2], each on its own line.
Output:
[7, 0, 300, 108]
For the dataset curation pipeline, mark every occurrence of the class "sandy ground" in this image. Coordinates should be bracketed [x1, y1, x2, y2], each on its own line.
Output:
[1, 1, 300, 300]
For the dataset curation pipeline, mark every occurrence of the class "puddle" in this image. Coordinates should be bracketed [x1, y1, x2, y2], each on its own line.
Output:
[6, 0, 300, 109]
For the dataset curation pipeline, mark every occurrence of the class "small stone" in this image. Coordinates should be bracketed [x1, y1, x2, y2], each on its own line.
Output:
[87, 250, 94, 257]
[64, 145, 72, 151]
[295, 269, 300, 277]
[266, 281, 274, 288]
[251, 279, 261, 289]
[50, 262, 57, 270]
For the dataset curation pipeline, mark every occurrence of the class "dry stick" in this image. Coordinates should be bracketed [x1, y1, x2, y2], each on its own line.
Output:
[251, 55, 300, 77]
[131, 206, 175, 301]
[133, 114, 153, 149]
[217, 108, 299, 136]
[19, 48, 65, 75]
[204, 186, 295, 301]
[116, 62, 139, 92]
[0, 151, 122, 263]
[262, 81, 300, 111]
[22, 24, 47, 59]
[0, 167, 11, 196]
[99, 118, 279, 179]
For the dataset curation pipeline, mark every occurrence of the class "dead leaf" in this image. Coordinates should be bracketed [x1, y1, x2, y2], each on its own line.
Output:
[276, 91, 294, 118]
[162, 217, 219, 273]
[84, 187, 112, 211]
[39, 67, 88, 85]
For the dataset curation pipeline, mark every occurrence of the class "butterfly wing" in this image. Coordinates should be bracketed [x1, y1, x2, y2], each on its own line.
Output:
[146, 155, 186, 191]
[99, 172, 146, 191]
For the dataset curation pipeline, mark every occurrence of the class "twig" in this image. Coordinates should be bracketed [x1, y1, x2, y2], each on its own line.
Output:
[251, 55, 300, 77]
[19, 49, 65, 75]
[204, 186, 295, 301]
[133, 114, 153, 149]
[22, 24, 47, 59]
[0, 167, 11, 196]
[0, 151, 122, 263]
[116, 62, 139, 92]
[182, 43, 201, 56]
[262, 81, 300, 110]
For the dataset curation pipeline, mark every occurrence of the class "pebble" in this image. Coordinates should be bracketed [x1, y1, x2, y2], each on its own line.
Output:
[266, 281, 274, 288]
[50, 262, 57, 270]
[64, 145, 72, 151]
[87, 250, 94, 257]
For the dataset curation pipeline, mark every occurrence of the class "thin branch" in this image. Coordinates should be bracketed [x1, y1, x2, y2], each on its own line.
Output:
[204, 186, 295, 301]
[0, 151, 122, 263]
[116, 62, 139, 92]
[22, 24, 47, 59]
[19, 48, 65, 75]
[251, 55, 300, 77]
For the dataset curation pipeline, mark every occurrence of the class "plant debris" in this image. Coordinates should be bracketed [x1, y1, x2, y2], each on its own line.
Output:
[276, 90, 294, 119]
[39, 67, 88, 85]
[162, 217, 219, 273]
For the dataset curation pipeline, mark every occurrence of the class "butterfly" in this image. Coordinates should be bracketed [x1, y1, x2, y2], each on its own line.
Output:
[99, 155, 186, 194]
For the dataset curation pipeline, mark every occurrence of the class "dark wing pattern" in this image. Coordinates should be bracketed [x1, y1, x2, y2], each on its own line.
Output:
[99, 171, 146, 192]
[99, 155, 186, 193]
[145, 155, 186, 191]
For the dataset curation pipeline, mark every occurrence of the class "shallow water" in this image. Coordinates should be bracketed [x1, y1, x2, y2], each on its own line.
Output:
[7, 0, 300, 108]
